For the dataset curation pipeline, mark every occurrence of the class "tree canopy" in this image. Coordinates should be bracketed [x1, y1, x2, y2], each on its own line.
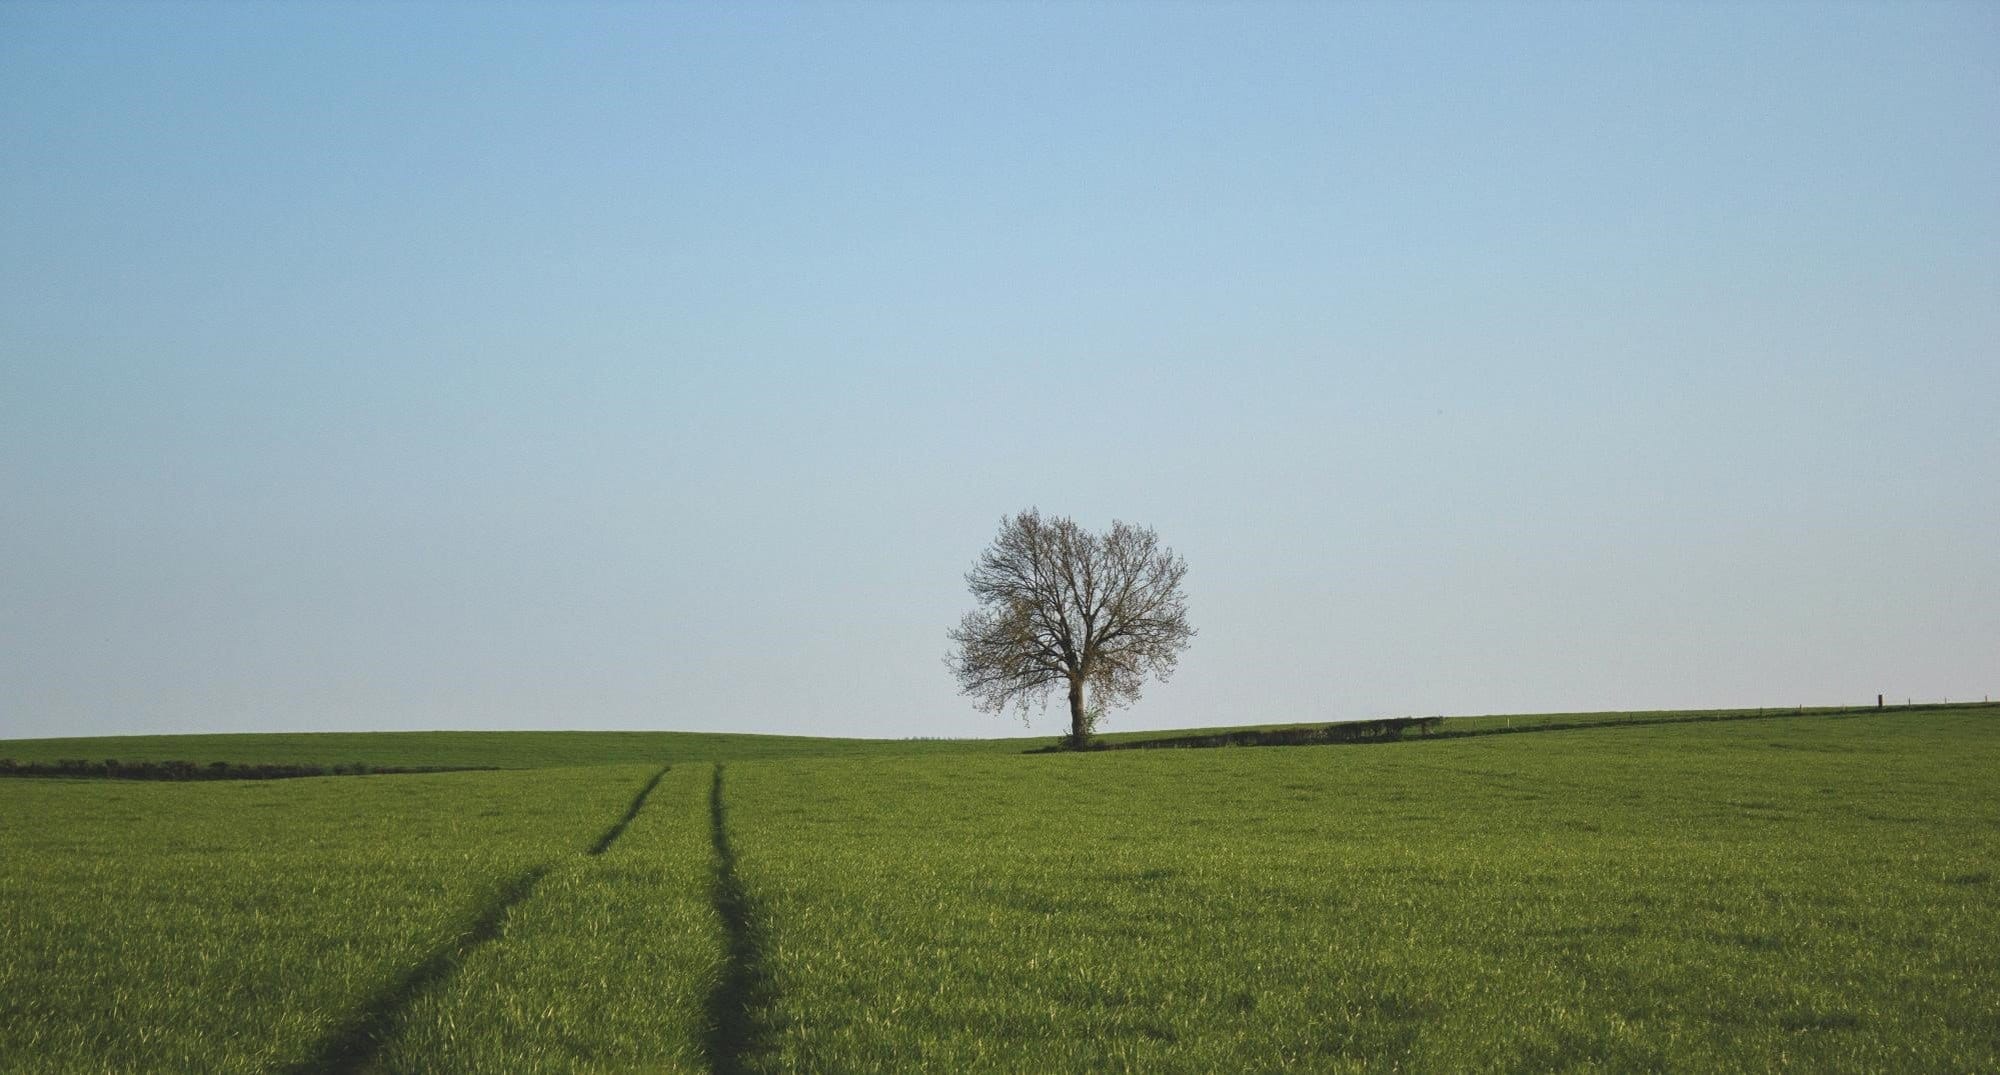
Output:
[948, 509, 1193, 748]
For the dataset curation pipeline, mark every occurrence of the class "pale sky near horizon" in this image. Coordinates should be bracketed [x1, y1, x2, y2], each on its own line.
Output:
[3, 2, 1995, 742]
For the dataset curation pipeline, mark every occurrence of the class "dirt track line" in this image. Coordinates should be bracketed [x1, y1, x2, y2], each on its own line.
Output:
[285, 865, 549, 1074]
[591, 765, 671, 855]
[704, 763, 776, 1075]
[288, 764, 673, 1073]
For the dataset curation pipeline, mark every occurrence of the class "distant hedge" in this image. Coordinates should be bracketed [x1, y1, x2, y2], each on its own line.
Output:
[1037, 716, 1447, 753]
[0, 758, 498, 781]
[1043, 702, 1965, 755]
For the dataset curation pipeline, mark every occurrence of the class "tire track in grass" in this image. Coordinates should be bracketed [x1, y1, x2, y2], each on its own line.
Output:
[704, 763, 775, 1075]
[288, 765, 670, 1074]
[284, 865, 551, 1075]
[591, 764, 670, 855]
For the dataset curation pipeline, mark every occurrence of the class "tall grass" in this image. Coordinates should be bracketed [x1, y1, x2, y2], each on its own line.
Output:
[3, 708, 1993, 1070]
[374, 765, 723, 1073]
[0, 765, 655, 1073]
[726, 711, 2000, 1071]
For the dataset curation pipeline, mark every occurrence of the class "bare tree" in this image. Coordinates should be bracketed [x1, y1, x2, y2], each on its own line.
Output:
[948, 509, 1194, 748]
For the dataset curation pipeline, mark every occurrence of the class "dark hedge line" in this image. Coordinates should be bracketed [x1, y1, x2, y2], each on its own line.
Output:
[1034, 716, 1447, 753]
[1038, 701, 1973, 754]
[1417, 704, 1915, 742]
[0, 759, 499, 781]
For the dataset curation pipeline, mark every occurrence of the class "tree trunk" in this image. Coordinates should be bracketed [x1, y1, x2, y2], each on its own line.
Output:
[1067, 677, 1087, 749]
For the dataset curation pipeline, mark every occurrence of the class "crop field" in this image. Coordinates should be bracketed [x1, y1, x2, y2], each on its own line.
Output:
[0, 765, 660, 1071]
[2, 706, 1996, 1072]
[0, 728, 1021, 771]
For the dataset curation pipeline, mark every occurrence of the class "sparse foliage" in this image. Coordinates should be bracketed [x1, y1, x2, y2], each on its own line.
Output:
[948, 509, 1194, 748]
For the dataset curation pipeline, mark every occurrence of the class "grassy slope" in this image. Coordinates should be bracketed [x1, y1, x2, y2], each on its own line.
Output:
[0, 728, 1028, 769]
[1088, 700, 1995, 746]
[727, 709, 2000, 1071]
[0, 765, 659, 1074]
[377, 764, 724, 1074]
[7, 702, 1986, 770]
[3, 706, 1994, 1070]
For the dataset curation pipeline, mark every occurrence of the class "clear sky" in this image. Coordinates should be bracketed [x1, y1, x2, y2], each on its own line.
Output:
[3, 2, 1994, 741]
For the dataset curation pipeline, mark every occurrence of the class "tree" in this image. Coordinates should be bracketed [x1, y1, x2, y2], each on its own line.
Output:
[948, 509, 1194, 749]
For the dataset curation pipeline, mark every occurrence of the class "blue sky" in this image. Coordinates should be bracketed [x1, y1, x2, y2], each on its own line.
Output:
[3, 2, 1995, 740]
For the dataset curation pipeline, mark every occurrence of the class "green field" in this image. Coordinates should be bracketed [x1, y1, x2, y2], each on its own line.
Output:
[3, 706, 1996, 1072]
[0, 728, 1022, 770]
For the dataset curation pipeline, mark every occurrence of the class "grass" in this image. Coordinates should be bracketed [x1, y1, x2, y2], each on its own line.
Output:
[1, 704, 1994, 1071]
[726, 709, 2000, 1071]
[372, 765, 723, 1073]
[9, 703, 1981, 771]
[0, 728, 1024, 770]
[1086, 699, 1994, 748]
[0, 765, 658, 1073]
